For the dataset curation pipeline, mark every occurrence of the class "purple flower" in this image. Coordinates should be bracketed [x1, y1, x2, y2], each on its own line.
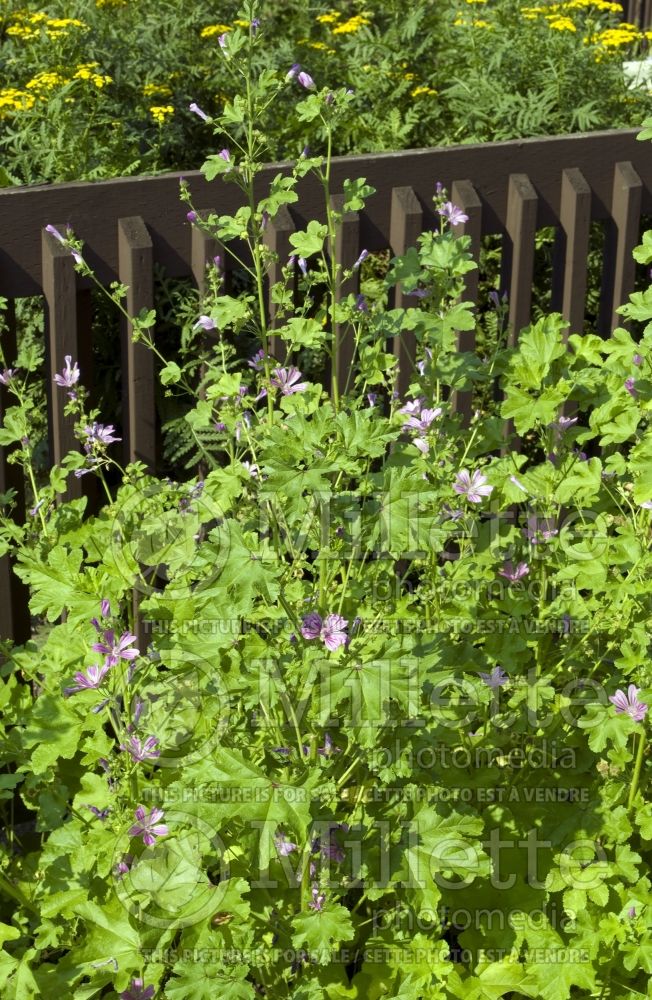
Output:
[218, 32, 228, 49]
[367, 392, 377, 408]
[549, 415, 578, 435]
[194, 315, 216, 331]
[189, 101, 210, 122]
[353, 249, 369, 270]
[498, 561, 529, 583]
[453, 469, 493, 503]
[286, 63, 301, 81]
[318, 733, 339, 757]
[0, 368, 16, 386]
[301, 612, 348, 651]
[54, 355, 80, 388]
[29, 499, 45, 517]
[85, 804, 110, 820]
[288, 254, 297, 269]
[402, 405, 442, 433]
[640, 500, 652, 510]
[309, 885, 326, 911]
[275, 833, 298, 856]
[625, 377, 637, 398]
[214, 255, 222, 270]
[187, 210, 198, 223]
[325, 92, 334, 105]
[45, 223, 66, 244]
[128, 805, 169, 847]
[219, 148, 231, 162]
[83, 422, 121, 446]
[438, 202, 469, 228]
[298, 70, 315, 90]
[633, 354, 643, 366]
[408, 288, 428, 299]
[270, 366, 308, 395]
[214, 421, 227, 432]
[63, 663, 110, 696]
[609, 685, 648, 723]
[92, 629, 139, 668]
[121, 735, 160, 762]
[120, 978, 155, 1000]
[479, 666, 509, 689]
[355, 293, 368, 313]
[248, 349, 265, 371]
[114, 854, 133, 879]
[251, 17, 261, 32]
[101, 599, 111, 618]
[628, 906, 637, 918]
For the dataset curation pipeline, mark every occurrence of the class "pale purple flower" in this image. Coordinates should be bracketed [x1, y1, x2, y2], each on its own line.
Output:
[29, 499, 45, 517]
[408, 288, 428, 299]
[242, 461, 259, 478]
[628, 906, 637, 918]
[301, 612, 348, 651]
[298, 70, 315, 90]
[403, 406, 442, 433]
[355, 293, 368, 313]
[0, 369, 16, 386]
[214, 255, 222, 270]
[438, 202, 469, 227]
[129, 805, 168, 847]
[63, 663, 110, 696]
[189, 101, 210, 122]
[640, 500, 652, 509]
[92, 629, 139, 668]
[54, 355, 80, 388]
[325, 92, 334, 105]
[114, 854, 133, 879]
[45, 223, 66, 244]
[509, 474, 528, 493]
[453, 469, 494, 503]
[414, 437, 429, 454]
[353, 249, 369, 270]
[251, 17, 261, 32]
[214, 421, 227, 432]
[318, 733, 339, 756]
[633, 354, 643, 366]
[549, 415, 578, 435]
[498, 561, 529, 583]
[186, 210, 198, 223]
[83, 422, 121, 446]
[218, 32, 228, 49]
[219, 148, 231, 162]
[120, 977, 155, 1000]
[479, 666, 509, 689]
[609, 685, 648, 723]
[367, 392, 377, 408]
[270, 366, 308, 395]
[101, 599, 111, 618]
[275, 833, 298, 856]
[286, 63, 301, 81]
[298, 257, 308, 276]
[309, 885, 326, 911]
[121, 735, 160, 762]
[399, 398, 423, 417]
[288, 254, 297, 269]
[85, 804, 110, 820]
[194, 315, 216, 331]
[248, 349, 265, 371]
[625, 377, 637, 398]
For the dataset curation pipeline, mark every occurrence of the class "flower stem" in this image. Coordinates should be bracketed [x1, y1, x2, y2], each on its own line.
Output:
[628, 729, 646, 810]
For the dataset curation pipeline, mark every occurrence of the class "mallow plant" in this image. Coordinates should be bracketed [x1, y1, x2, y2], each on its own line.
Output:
[0, 5, 651, 998]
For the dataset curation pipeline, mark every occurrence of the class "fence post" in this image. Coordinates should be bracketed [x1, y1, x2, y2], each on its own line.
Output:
[552, 167, 591, 341]
[118, 217, 156, 471]
[599, 161, 642, 335]
[389, 186, 423, 398]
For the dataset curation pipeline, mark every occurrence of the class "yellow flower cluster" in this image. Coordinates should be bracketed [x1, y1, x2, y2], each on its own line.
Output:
[26, 71, 67, 92]
[332, 14, 371, 34]
[316, 11, 341, 23]
[0, 88, 36, 114]
[73, 63, 113, 87]
[590, 22, 642, 46]
[411, 85, 438, 97]
[96, 0, 128, 7]
[200, 23, 231, 37]
[548, 15, 577, 29]
[143, 83, 173, 98]
[453, 15, 493, 27]
[299, 38, 337, 53]
[522, 0, 622, 14]
[149, 105, 174, 124]
[6, 11, 88, 40]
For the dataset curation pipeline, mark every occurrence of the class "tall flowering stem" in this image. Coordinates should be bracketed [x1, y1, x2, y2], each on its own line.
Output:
[628, 730, 647, 810]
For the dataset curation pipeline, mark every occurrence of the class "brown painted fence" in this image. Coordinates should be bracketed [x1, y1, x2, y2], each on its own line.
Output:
[1, 127, 651, 643]
[621, 0, 652, 28]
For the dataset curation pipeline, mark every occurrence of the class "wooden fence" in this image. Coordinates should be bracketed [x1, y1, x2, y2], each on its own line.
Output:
[0, 127, 651, 643]
[621, 0, 652, 28]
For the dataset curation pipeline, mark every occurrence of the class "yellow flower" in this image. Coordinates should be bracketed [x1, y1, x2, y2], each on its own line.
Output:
[547, 15, 577, 30]
[317, 12, 341, 23]
[0, 88, 35, 114]
[411, 85, 437, 97]
[332, 15, 371, 34]
[26, 71, 68, 92]
[403, 71, 416, 81]
[200, 24, 231, 38]
[96, 0, 128, 6]
[143, 82, 173, 98]
[465, 0, 488, 4]
[233, 18, 255, 28]
[44, 17, 87, 39]
[149, 104, 174, 124]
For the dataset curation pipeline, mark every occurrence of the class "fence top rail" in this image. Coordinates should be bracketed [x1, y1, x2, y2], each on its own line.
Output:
[1, 128, 650, 298]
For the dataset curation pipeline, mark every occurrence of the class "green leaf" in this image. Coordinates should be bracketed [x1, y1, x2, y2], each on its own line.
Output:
[165, 962, 255, 1000]
[292, 904, 355, 963]
[289, 221, 328, 259]
[342, 177, 376, 213]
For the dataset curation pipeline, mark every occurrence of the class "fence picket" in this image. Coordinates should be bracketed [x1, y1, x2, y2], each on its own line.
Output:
[118, 217, 155, 471]
[42, 225, 83, 500]
[264, 204, 295, 361]
[503, 174, 538, 348]
[599, 161, 643, 335]
[450, 179, 482, 422]
[389, 186, 423, 397]
[552, 167, 591, 341]
[331, 193, 360, 400]
[0, 300, 30, 645]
